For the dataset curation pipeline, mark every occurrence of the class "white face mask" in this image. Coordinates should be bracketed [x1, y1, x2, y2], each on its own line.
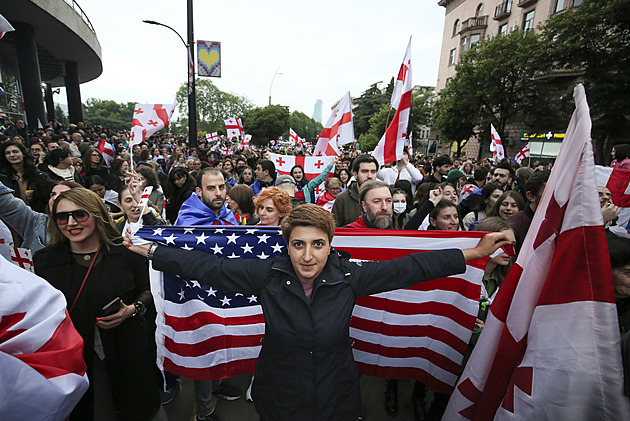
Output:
[393, 202, 407, 214]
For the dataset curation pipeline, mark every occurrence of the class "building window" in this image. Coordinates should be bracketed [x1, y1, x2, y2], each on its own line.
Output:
[499, 23, 508, 35]
[449, 49, 457, 66]
[524, 9, 535, 31]
[572, 0, 583, 6]
[453, 19, 460, 36]
[554, 0, 565, 13]
[461, 36, 468, 52]
[476, 3, 484, 16]
[470, 34, 481, 49]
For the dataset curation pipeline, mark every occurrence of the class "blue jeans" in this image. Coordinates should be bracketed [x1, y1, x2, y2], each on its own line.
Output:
[195, 379, 221, 417]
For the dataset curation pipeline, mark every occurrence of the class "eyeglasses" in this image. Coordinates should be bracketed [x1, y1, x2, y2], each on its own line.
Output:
[55, 209, 90, 225]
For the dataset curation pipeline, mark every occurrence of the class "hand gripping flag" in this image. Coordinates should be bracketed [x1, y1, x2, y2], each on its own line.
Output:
[514, 143, 530, 164]
[313, 92, 354, 157]
[373, 38, 412, 166]
[95, 139, 115, 167]
[0, 256, 89, 419]
[596, 165, 630, 234]
[270, 153, 333, 197]
[490, 124, 505, 164]
[136, 225, 489, 393]
[224, 118, 244, 140]
[0, 14, 15, 39]
[445, 85, 630, 420]
[130, 102, 177, 149]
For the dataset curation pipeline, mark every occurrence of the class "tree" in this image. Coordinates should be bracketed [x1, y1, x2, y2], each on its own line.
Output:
[82, 99, 136, 131]
[54, 104, 68, 125]
[353, 82, 389, 137]
[175, 79, 254, 134]
[242, 105, 289, 145]
[541, 0, 630, 162]
[432, 30, 561, 157]
[289, 111, 322, 141]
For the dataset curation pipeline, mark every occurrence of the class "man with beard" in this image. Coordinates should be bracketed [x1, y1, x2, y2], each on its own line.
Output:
[167, 166, 242, 420]
[345, 181, 394, 229]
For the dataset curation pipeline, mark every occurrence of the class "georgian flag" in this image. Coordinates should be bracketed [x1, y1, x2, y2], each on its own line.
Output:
[407, 131, 413, 156]
[224, 118, 244, 140]
[95, 139, 115, 167]
[270, 153, 333, 197]
[206, 132, 219, 142]
[490, 124, 505, 164]
[373, 38, 412, 166]
[515, 143, 530, 164]
[239, 134, 251, 150]
[445, 85, 630, 420]
[596, 165, 630, 234]
[313, 91, 354, 157]
[0, 256, 89, 419]
[0, 14, 14, 39]
[130, 102, 177, 149]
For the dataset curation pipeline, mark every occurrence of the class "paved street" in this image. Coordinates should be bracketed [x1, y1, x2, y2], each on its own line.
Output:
[164, 373, 433, 421]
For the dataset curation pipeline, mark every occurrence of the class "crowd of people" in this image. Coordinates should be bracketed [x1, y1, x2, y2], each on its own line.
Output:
[1, 117, 629, 421]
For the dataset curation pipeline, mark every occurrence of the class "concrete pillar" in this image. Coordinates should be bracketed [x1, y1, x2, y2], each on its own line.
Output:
[64, 61, 83, 124]
[13, 22, 46, 131]
[45, 83, 56, 123]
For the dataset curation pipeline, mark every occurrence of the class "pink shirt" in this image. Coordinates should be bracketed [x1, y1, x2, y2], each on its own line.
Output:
[299, 280, 314, 302]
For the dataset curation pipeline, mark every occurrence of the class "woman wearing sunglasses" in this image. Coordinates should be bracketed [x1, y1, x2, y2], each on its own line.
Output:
[33, 188, 163, 421]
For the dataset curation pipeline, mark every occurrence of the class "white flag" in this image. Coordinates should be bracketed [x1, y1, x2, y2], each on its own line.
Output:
[313, 92, 354, 157]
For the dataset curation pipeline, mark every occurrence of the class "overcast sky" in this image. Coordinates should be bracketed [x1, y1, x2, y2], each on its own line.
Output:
[71, 0, 446, 120]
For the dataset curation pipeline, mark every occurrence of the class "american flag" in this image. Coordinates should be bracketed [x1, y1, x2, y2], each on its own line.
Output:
[136, 226, 487, 393]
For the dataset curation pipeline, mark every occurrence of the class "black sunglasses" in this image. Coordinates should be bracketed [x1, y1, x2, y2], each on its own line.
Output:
[55, 209, 90, 225]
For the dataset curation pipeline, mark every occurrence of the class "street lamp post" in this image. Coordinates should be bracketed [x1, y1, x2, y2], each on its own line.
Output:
[143, 4, 197, 148]
[268, 66, 282, 106]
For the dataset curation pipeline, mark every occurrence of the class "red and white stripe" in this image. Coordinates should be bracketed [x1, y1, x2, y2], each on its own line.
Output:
[224, 117, 244, 140]
[95, 139, 115, 167]
[373, 38, 412, 166]
[313, 91, 354, 157]
[334, 229, 487, 394]
[490, 124, 505, 164]
[206, 132, 219, 142]
[446, 85, 630, 419]
[0, 256, 88, 419]
[270, 153, 333, 197]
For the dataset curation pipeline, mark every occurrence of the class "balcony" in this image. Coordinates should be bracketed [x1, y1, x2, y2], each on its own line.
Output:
[518, 0, 537, 7]
[494, 0, 512, 20]
[459, 15, 488, 34]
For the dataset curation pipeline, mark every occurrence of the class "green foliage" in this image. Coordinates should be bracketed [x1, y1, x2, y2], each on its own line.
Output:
[242, 105, 290, 145]
[353, 82, 388, 137]
[82, 99, 136, 131]
[432, 30, 562, 157]
[289, 111, 322, 141]
[54, 104, 67, 125]
[175, 79, 254, 133]
[541, 0, 630, 147]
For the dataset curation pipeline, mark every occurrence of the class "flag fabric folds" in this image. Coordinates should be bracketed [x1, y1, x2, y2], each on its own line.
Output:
[596, 165, 630, 234]
[130, 102, 177, 149]
[289, 128, 305, 147]
[136, 226, 488, 394]
[269, 153, 333, 197]
[445, 85, 630, 420]
[0, 14, 14, 39]
[0, 256, 88, 420]
[490, 124, 505, 164]
[313, 92, 355, 157]
[514, 143, 530, 164]
[224, 118, 244, 140]
[205, 132, 219, 143]
[373, 38, 412, 166]
[95, 139, 115, 167]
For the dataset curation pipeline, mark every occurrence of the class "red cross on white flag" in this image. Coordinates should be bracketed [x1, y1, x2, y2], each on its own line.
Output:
[490, 124, 505, 164]
[224, 118, 244, 140]
[129, 102, 177, 149]
[95, 139, 115, 167]
[206, 132, 219, 142]
[373, 37, 412, 166]
[515, 143, 530, 164]
[313, 91, 355, 157]
[269, 153, 334, 200]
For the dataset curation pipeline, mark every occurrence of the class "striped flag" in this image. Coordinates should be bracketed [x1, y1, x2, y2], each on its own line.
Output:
[136, 226, 487, 394]
[269, 153, 333, 197]
[313, 91, 354, 157]
[373, 38, 412, 166]
[445, 85, 630, 420]
[0, 256, 89, 419]
[95, 139, 115, 167]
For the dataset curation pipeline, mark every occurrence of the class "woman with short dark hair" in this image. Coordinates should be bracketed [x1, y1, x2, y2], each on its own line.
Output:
[44, 148, 84, 185]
